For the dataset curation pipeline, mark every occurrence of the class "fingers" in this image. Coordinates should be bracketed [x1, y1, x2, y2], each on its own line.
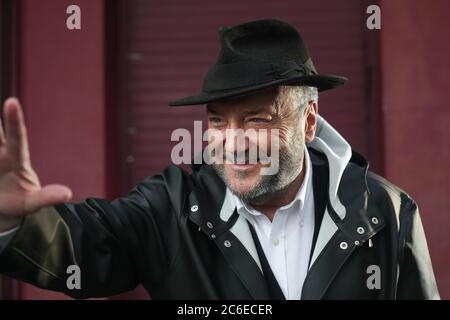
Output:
[3, 97, 30, 165]
[0, 98, 12, 146]
[24, 184, 73, 213]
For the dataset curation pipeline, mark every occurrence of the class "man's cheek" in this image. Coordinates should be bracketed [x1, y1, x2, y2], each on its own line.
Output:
[259, 128, 281, 176]
[277, 128, 291, 147]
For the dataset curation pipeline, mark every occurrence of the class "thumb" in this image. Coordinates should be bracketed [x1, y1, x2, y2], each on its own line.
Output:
[25, 184, 73, 213]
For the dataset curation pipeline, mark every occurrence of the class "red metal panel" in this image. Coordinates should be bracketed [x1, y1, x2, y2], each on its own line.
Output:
[380, 0, 450, 299]
[121, 0, 372, 188]
[18, 0, 108, 299]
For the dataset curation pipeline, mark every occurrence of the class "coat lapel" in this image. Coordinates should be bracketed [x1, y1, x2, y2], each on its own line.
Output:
[187, 166, 270, 299]
[220, 188, 262, 272]
[302, 150, 386, 299]
[187, 149, 386, 300]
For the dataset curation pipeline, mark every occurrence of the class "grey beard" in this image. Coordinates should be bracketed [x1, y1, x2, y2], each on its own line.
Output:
[212, 143, 304, 205]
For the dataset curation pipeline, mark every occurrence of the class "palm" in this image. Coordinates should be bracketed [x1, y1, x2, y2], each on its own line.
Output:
[0, 98, 72, 225]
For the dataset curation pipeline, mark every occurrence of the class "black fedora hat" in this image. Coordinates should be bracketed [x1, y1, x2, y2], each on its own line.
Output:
[169, 19, 347, 107]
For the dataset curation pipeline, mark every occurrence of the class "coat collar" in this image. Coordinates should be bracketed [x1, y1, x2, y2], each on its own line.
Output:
[187, 165, 270, 299]
[302, 149, 386, 299]
[186, 148, 386, 300]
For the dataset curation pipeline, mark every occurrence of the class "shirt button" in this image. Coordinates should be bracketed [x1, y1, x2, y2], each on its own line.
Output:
[272, 238, 280, 246]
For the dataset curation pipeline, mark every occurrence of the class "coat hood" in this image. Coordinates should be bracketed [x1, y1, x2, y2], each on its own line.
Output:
[307, 115, 353, 220]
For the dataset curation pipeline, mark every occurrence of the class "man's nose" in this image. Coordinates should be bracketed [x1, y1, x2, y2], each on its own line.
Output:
[223, 121, 248, 154]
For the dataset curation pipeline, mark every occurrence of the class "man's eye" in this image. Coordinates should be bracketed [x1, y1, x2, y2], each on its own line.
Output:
[209, 117, 224, 124]
[248, 118, 270, 123]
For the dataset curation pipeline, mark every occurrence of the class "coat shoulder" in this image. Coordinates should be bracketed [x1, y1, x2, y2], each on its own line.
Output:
[136, 165, 195, 191]
[365, 170, 418, 229]
[366, 170, 416, 206]
[134, 164, 220, 211]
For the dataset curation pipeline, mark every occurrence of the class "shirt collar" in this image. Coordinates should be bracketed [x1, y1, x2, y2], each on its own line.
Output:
[232, 145, 313, 217]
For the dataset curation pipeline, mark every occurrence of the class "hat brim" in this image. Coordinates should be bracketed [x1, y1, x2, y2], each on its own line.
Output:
[168, 74, 347, 107]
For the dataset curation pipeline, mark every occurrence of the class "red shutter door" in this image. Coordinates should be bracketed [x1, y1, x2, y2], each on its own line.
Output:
[119, 0, 373, 189]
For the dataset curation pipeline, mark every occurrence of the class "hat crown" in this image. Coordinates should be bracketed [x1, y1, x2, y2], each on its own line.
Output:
[215, 19, 311, 66]
[168, 18, 347, 106]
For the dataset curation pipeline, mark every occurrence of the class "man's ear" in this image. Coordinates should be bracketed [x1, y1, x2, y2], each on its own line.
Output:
[304, 102, 318, 143]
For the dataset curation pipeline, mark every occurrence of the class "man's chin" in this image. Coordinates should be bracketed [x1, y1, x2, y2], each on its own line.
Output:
[213, 163, 267, 199]
[224, 173, 262, 197]
[228, 184, 257, 197]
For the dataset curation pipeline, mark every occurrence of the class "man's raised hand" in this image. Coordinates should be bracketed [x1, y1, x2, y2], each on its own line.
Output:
[0, 98, 72, 232]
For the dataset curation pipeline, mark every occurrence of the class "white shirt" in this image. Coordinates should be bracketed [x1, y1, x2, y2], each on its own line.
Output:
[232, 146, 315, 300]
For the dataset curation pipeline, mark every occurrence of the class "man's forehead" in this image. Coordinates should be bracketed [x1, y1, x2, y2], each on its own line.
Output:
[206, 87, 280, 114]
[206, 104, 273, 115]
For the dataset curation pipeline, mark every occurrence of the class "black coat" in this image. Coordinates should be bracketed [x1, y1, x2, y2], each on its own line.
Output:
[0, 148, 440, 299]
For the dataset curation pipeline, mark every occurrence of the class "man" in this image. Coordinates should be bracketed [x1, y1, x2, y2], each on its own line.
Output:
[0, 19, 440, 299]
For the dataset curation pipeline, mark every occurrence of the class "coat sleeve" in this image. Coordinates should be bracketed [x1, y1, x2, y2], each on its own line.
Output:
[396, 199, 440, 300]
[0, 174, 174, 299]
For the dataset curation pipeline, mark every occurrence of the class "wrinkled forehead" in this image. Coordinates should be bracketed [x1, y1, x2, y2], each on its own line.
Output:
[206, 87, 282, 115]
